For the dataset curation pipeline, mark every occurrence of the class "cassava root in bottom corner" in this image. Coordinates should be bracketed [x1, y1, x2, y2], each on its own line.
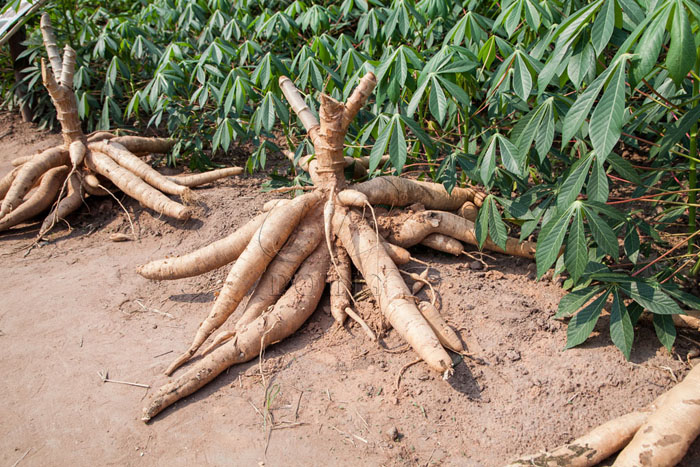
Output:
[139, 72, 540, 426]
[508, 363, 700, 466]
[0, 14, 243, 238]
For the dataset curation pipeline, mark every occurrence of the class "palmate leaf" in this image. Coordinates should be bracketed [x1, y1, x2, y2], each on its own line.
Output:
[557, 153, 593, 210]
[535, 206, 574, 278]
[587, 157, 609, 203]
[583, 205, 618, 259]
[556, 285, 600, 318]
[479, 136, 498, 187]
[653, 314, 676, 352]
[610, 288, 634, 360]
[475, 195, 508, 251]
[566, 288, 610, 349]
[589, 63, 626, 162]
[561, 65, 611, 146]
[512, 52, 532, 101]
[488, 196, 508, 250]
[388, 117, 407, 174]
[630, 5, 669, 83]
[666, 0, 695, 86]
[619, 281, 683, 316]
[591, 0, 616, 56]
[564, 205, 587, 283]
[496, 134, 524, 176]
[428, 76, 447, 125]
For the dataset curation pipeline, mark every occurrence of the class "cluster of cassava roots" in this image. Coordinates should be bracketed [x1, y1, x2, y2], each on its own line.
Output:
[136, 70, 700, 465]
[0, 14, 241, 236]
[3, 14, 698, 465]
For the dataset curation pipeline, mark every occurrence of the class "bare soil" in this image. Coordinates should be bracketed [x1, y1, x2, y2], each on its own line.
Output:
[1, 111, 699, 466]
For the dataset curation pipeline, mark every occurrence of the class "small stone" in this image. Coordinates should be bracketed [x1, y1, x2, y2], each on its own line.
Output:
[387, 426, 400, 441]
[109, 233, 131, 242]
[487, 270, 504, 280]
[469, 261, 483, 270]
[418, 373, 430, 381]
[505, 350, 521, 362]
[152, 324, 158, 329]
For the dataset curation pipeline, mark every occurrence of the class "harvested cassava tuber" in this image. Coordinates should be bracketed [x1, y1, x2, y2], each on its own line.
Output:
[417, 301, 464, 353]
[165, 167, 243, 187]
[0, 166, 69, 231]
[140, 71, 537, 422]
[0, 14, 242, 237]
[510, 364, 700, 466]
[420, 233, 463, 256]
[383, 209, 536, 259]
[457, 201, 478, 221]
[143, 243, 331, 421]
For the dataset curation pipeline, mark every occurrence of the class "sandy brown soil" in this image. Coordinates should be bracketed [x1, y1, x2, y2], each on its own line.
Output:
[1, 111, 699, 466]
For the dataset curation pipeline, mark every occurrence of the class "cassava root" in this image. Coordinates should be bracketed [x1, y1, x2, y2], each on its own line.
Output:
[510, 364, 700, 466]
[139, 70, 541, 426]
[0, 14, 243, 236]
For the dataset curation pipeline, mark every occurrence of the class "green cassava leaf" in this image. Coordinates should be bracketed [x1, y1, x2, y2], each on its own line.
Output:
[666, 1, 695, 85]
[589, 62, 626, 162]
[566, 289, 609, 349]
[610, 288, 634, 360]
[565, 206, 587, 283]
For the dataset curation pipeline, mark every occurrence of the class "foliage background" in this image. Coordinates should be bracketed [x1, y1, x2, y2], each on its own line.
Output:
[2, 0, 700, 355]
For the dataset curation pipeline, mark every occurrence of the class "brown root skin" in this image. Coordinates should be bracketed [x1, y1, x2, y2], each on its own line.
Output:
[381, 239, 411, 265]
[420, 233, 463, 256]
[138, 212, 267, 280]
[164, 192, 322, 375]
[507, 411, 650, 467]
[235, 209, 324, 330]
[86, 131, 115, 143]
[85, 151, 192, 221]
[336, 189, 370, 208]
[352, 176, 486, 210]
[0, 166, 22, 200]
[0, 146, 69, 219]
[0, 166, 69, 231]
[384, 210, 536, 259]
[81, 173, 111, 196]
[457, 201, 478, 221]
[329, 242, 353, 324]
[333, 206, 452, 373]
[89, 141, 191, 199]
[262, 198, 291, 212]
[143, 242, 330, 422]
[613, 364, 700, 466]
[165, 167, 243, 187]
[39, 172, 84, 235]
[11, 155, 34, 167]
[417, 302, 464, 353]
[109, 136, 176, 154]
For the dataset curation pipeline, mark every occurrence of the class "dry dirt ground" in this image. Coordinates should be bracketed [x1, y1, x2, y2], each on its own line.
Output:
[1, 111, 699, 466]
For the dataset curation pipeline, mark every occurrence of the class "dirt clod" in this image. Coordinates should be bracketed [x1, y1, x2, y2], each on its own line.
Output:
[387, 426, 400, 441]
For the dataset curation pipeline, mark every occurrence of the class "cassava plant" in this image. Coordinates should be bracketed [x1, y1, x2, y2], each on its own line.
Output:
[0, 13, 241, 235]
[139, 72, 536, 421]
[141, 73, 700, 464]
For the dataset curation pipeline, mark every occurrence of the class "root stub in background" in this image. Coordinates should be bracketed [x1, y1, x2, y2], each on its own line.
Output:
[0, 14, 242, 237]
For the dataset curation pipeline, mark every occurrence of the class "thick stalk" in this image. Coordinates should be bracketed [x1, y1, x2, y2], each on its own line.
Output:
[689, 76, 699, 274]
[39, 14, 83, 146]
